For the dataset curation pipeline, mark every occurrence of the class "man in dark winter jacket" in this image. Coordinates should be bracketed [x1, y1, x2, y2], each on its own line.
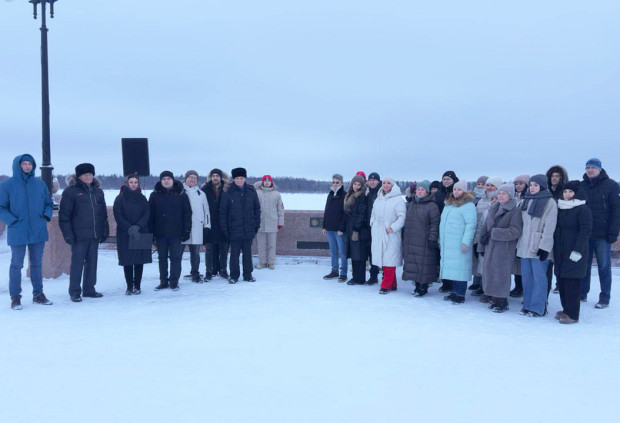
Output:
[59, 163, 109, 302]
[201, 168, 230, 280]
[0, 154, 54, 310]
[365, 172, 381, 284]
[322, 173, 347, 281]
[546, 165, 569, 201]
[434, 171, 459, 213]
[220, 167, 261, 283]
[579, 158, 620, 308]
[149, 171, 192, 291]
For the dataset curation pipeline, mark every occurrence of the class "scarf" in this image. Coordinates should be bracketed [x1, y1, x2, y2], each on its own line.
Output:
[558, 199, 587, 210]
[521, 189, 553, 218]
[474, 187, 485, 199]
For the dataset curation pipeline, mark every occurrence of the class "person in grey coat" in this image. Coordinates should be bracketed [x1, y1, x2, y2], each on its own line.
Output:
[402, 180, 440, 297]
[477, 184, 523, 312]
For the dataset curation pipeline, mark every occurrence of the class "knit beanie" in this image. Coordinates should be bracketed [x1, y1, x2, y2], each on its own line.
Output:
[210, 168, 223, 178]
[430, 180, 441, 190]
[514, 174, 530, 184]
[453, 180, 468, 191]
[75, 163, 95, 178]
[351, 174, 365, 186]
[498, 184, 515, 198]
[383, 176, 395, 185]
[368, 172, 381, 182]
[442, 170, 459, 183]
[184, 170, 199, 180]
[563, 180, 581, 194]
[477, 176, 489, 185]
[417, 180, 430, 194]
[529, 174, 548, 190]
[486, 176, 503, 189]
[356, 171, 366, 180]
[231, 167, 247, 179]
[159, 170, 174, 181]
[586, 158, 602, 170]
[262, 174, 273, 184]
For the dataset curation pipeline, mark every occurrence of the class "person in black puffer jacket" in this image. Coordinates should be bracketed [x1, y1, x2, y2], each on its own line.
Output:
[434, 170, 459, 214]
[365, 172, 381, 284]
[219, 167, 261, 283]
[344, 174, 369, 285]
[321, 173, 347, 281]
[553, 181, 592, 323]
[149, 171, 192, 291]
[201, 169, 230, 279]
[579, 158, 620, 308]
[59, 163, 109, 302]
[113, 175, 152, 295]
[546, 165, 569, 202]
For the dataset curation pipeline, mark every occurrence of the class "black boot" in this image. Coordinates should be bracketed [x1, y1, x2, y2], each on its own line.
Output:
[323, 270, 339, 280]
[133, 280, 141, 295]
[439, 280, 453, 293]
[365, 275, 379, 285]
[154, 281, 169, 291]
[125, 282, 133, 296]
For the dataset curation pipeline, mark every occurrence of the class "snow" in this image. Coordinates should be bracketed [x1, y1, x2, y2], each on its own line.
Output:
[0, 235, 618, 422]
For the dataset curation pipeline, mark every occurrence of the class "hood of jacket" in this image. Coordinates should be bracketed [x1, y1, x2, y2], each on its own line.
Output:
[378, 184, 402, 200]
[445, 191, 475, 207]
[546, 165, 569, 186]
[12, 154, 37, 180]
[582, 168, 611, 187]
[65, 174, 102, 189]
[154, 179, 184, 194]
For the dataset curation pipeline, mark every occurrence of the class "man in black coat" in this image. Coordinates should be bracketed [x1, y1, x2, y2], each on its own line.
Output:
[149, 171, 192, 291]
[220, 167, 261, 283]
[579, 158, 620, 308]
[321, 173, 347, 281]
[434, 170, 458, 213]
[59, 163, 109, 302]
[201, 168, 230, 280]
[365, 172, 381, 284]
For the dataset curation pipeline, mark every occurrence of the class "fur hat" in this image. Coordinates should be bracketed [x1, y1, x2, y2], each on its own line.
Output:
[368, 172, 381, 181]
[498, 184, 515, 198]
[75, 163, 95, 178]
[514, 174, 530, 184]
[586, 158, 602, 170]
[184, 170, 199, 180]
[477, 176, 489, 185]
[159, 170, 174, 181]
[210, 168, 223, 178]
[442, 170, 459, 183]
[486, 176, 503, 189]
[529, 174, 548, 190]
[231, 167, 247, 179]
[453, 180, 468, 191]
[417, 180, 430, 194]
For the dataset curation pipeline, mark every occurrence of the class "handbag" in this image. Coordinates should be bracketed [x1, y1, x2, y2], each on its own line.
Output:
[129, 232, 154, 250]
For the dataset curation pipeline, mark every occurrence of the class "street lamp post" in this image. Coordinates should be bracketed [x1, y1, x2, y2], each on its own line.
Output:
[29, 0, 57, 197]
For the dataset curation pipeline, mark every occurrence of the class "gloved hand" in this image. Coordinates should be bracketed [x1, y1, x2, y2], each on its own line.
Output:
[461, 244, 469, 254]
[352, 231, 359, 242]
[537, 249, 549, 261]
[128, 225, 141, 240]
[427, 240, 438, 251]
[64, 237, 75, 246]
[181, 232, 190, 242]
[569, 251, 582, 262]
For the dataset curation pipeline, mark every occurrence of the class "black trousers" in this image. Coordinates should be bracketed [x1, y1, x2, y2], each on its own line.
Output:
[558, 277, 581, 320]
[229, 239, 253, 280]
[69, 238, 99, 297]
[123, 265, 144, 288]
[186, 244, 201, 276]
[205, 241, 229, 275]
[156, 236, 183, 284]
[351, 260, 366, 284]
[514, 274, 522, 291]
[546, 261, 554, 297]
[367, 239, 379, 279]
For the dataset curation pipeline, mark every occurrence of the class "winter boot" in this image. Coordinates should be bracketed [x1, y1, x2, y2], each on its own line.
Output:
[365, 275, 379, 285]
[204, 272, 213, 281]
[125, 282, 133, 296]
[243, 276, 257, 282]
[491, 298, 509, 313]
[323, 270, 339, 280]
[468, 283, 481, 291]
[438, 281, 452, 293]
[509, 286, 523, 298]
[255, 263, 267, 269]
[559, 315, 579, 324]
[595, 301, 609, 309]
[219, 270, 229, 279]
[471, 287, 484, 297]
[443, 293, 457, 302]
[479, 294, 492, 304]
[191, 274, 203, 283]
[555, 311, 568, 321]
[32, 293, 53, 305]
[154, 281, 170, 291]
[379, 288, 389, 295]
[133, 280, 142, 295]
[11, 296, 22, 310]
[338, 275, 347, 283]
[170, 282, 180, 291]
[268, 264, 275, 270]
[451, 295, 465, 304]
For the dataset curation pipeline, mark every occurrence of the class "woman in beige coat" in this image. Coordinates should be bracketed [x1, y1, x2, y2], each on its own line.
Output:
[255, 175, 285, 269]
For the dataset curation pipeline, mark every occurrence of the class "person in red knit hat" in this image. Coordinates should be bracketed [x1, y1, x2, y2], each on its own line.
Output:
[254, 175, 285, 269]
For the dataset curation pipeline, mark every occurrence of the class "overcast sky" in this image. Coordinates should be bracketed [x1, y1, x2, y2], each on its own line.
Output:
[1, 0, 619, 182]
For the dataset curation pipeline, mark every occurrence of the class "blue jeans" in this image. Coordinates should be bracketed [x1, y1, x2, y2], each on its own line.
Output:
[581, 239, 612, 303]
[326, 231, 347, 276]
[9, 242, 45, 299]
[521, 258, 549, 315]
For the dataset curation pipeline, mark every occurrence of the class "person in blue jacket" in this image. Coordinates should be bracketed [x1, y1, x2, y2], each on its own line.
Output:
[0, 154, 54, 310]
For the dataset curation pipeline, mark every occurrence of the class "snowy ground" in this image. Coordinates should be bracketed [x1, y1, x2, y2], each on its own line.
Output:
[0, 237, 618, 422]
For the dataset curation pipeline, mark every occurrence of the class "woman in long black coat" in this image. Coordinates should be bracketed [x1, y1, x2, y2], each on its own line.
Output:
[344, 175, 369, 285]
[113, 175, 152, 295]
[553, 181, 592, 324]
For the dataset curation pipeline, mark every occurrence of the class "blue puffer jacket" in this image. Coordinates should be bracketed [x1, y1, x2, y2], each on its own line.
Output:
[439, 192, 477, 282]
[0, 154, 53, 246]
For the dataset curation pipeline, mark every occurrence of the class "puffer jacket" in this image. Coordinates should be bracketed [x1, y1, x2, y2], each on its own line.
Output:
[344, 188, 369, 262]
[439, 192, 477, 282]
[370, 185, 406, 267]
[254, 181, 284, 233]
[113, 185, 152, 266]
[183, 184, 211, 245]
[148, 180, 192, 239]
[546, 165, 569, 201]
[59, 175, 109, 243]
[220, 182, 261, 241]
[580, 169, 620, 242]
[0, 154, 53, 246]
[402, 195, 440, 284]
[201, 174, 230, 243]
[323, 185, 346, 232]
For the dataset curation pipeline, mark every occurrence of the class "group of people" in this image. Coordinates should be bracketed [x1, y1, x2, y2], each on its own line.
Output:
[0, 156, 284, 308]
[322, 159, 619, 324]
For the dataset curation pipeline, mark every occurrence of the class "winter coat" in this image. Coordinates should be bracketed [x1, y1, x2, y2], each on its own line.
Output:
[402, 195, 440, 284]
[553, 188, 593, 279]
[0, 154, 53, 246]
[516, 196, 557, 259]
[201, 176, 230, 243]
[344, 189, 369, 262]
[580, 169, 620, 242]
[148, 180, 192, 239]
[439, 192, 477, 282]
[472, 191, 497, 276]
[59, 175, 109, 243]
[254, 181, 285, 233]
[183, 184, 211, 245]
[370, 185, 406, 267]
[434, 184, 453, 213]
[112, 185, 152, 266]
[477, 200, 523, 298]
[546, 165, 569, 202]
[322, 186, 346, 232]
[365, 184, 380, 226]
[220, 182, 261, 241]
